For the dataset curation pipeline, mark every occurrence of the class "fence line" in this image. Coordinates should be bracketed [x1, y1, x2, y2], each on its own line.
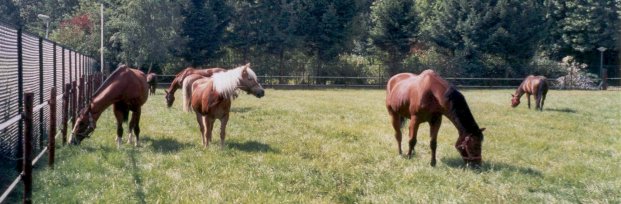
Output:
[0, 20, 101, 203]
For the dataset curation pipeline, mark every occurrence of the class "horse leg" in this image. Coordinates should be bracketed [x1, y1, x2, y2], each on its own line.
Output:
[195, 112, 205, 146]
[202, 116, 215, 148]
[429, 115, 442, 167]
[219, 114, 229, 147]
[128, 109, 141, 147]
[113, 106, 124, 148]
[390, 113, 403, 155]
[526, 94, 531, 109]
[541, 92, 547, 111]
[406, 116, 420, 159]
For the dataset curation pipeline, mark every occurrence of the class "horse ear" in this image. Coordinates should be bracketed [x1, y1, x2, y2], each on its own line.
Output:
[480, 128, 486, 132]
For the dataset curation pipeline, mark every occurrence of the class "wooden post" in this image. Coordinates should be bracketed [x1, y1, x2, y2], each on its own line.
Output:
[23, 93, 33, 204]
[71, 81, 77, 125]
[79, 77, 84, 110]
[62, 83, 70, 144]
[48, 87, 56, 168]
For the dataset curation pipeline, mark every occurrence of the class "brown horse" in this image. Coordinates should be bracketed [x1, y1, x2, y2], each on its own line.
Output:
[511, 75, 548, 111]
[164, 67, 226, 108]
[69, 65, 149, 147]
[181, 73, 210, 112]
[189, 63, 264, 147]
[386, 70, 486, 167]
[146, 73, 158, 95]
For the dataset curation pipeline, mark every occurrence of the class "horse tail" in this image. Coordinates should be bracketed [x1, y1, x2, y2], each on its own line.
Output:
[182, 78, 192, 112]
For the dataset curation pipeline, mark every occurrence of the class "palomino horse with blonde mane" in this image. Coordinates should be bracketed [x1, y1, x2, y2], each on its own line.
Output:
[188, 63, 264, 147]
[386, 70, 486, 167]
[69, 65, 149, 147]
[164, 67, 225, 108]
[511, 75, 548, 111]
[146, 72, 157, 95]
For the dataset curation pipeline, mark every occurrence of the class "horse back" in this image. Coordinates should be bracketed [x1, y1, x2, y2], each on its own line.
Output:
[386, 70, 449, 117]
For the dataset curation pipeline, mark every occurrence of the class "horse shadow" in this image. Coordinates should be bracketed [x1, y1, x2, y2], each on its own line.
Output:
[441, 157, 543, 177]
[226, 140, 279, 153]
[545, 107, 577, 113]
[140, 136, 190, 154]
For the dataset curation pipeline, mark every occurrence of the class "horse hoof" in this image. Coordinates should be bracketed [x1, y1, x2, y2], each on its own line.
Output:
[430, 160, 436, 167]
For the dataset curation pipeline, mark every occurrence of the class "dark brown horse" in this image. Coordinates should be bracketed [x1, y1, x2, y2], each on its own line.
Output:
[189, 63, 264, 147]
[146, 73, 158, 95]
[69, 65, 149, 147]
[386, 70, 486, 167]
[164, 67, 226, 108]
[511, 75, 548, 111]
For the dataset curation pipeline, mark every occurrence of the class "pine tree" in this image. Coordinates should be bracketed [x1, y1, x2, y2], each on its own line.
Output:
[180, 0, 232, 66]
[370, 0, 419, 75]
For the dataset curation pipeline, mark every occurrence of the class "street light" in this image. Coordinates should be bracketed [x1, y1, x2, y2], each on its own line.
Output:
[597, 47, 607, 90]
[37, 14, 50, 39]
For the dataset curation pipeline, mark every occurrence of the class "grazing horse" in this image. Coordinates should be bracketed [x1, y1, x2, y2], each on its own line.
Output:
[164, 67, 226, 108]
[386, 70, 486, 167]
[189, 63, 264, 147]
[146, 73, 158, 95]
[69, 65, 149, 147]
[511, 75, 548, 111]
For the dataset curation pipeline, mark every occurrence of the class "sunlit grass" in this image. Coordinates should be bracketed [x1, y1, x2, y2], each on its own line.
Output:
[20, 89, 621, 203]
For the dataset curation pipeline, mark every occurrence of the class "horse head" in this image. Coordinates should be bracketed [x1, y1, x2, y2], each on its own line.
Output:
[164, 90, 174, 108]
[510, 94, 520, 107]
[237, 63, 264, 98]
[456, 128, 485, 168]
[69, 104, 96, 145]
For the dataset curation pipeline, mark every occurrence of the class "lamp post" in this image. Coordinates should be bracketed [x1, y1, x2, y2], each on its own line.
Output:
[597, 47, 607, 90]
[37, 14, 50, 39]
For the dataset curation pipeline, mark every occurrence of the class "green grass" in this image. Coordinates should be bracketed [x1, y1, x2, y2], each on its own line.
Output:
[19, 89, 621, 203]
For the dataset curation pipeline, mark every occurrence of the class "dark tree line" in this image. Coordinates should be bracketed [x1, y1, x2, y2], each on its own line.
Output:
[1, 0, 618, 78]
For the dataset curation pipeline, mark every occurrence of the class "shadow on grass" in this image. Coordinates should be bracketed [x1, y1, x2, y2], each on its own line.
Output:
[127, 148, 146, 204]
[441, 157, 543, 177]
[231, 107, 252, 113]
[545, 107, 577, 113]
[140, 136, 190, 154]
[227, 140, 279, 153]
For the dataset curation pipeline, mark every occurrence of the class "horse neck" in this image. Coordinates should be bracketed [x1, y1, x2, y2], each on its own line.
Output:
[514, 83, 526, 98]
[444, 88, 481, 137]
[167, 77, 181, 94]
[212, 68, 243, 99]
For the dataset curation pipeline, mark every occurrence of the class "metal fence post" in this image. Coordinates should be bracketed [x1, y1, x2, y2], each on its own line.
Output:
[48, 87, 56, 168]
[22, 92, 34, 204]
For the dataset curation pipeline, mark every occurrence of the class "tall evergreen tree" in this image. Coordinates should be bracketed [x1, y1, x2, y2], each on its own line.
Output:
[370, 0, 419, 75]
[427, 0, 545, 77]
[180, 0, 232, 66]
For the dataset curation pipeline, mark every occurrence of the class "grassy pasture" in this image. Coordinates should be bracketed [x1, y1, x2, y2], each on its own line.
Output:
[20, 89, 621, 203]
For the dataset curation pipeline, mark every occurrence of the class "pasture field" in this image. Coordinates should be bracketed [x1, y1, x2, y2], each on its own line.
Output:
[19, 89, 621, 203]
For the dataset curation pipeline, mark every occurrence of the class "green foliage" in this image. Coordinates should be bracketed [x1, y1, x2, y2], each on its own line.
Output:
[180, 0, 232, 66]
[427, 0, 546, 77]
[369, 0, 419, 75]
[20, 89, 621, 203]
[108, 0, 182, 71]
[542, 0, 620, 65]
[0, 0, 20, 25]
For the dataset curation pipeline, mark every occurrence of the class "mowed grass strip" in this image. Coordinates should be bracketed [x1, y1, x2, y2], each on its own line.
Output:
[29, 89, 621, 203]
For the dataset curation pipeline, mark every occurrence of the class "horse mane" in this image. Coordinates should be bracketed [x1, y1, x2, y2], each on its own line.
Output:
[444, 86, 483, 140]
[212, 65, 256, 99]
[90, 66, 127, 100]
